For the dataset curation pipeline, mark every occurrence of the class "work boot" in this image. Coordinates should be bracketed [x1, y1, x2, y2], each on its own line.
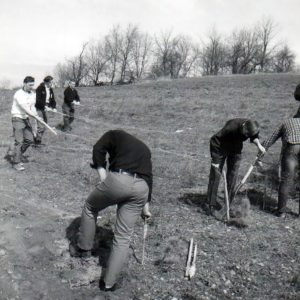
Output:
[275, 211, 286, 219]
[13, 163, 25, 171]
[69, 243, 91, 258]
[99, 279, 118, 292]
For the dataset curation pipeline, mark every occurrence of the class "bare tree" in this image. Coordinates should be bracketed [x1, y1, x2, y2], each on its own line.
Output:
[200, 29, 228, 75]
[54, 62, 71, 87]
[131, 32, 153, 80]
[227, 28, 260, 74]
[118, 24, 139, 82]
[153, 32, 199, 78]
[152, 31, 174, 77]
[67, 42, 89, 86]
[104, 26, 122, 85]
[272, 44, 295, 73]
[86, 39, 110, 85]
[256, 17, 278, 71]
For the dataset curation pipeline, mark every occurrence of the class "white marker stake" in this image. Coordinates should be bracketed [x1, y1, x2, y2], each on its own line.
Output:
[189, 243, 197, 279]
[185, 238, 194, 277]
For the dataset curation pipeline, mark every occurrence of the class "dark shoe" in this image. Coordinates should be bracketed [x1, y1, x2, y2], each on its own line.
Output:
[275, 211, 286, 219]
[69, 243, 91, 258]
[99, 279, 118, 292]
[4, 153, 13, 163]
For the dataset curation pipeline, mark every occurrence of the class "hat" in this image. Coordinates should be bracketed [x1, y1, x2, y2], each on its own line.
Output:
[23, 76, 35, 83]
[44, 76, 53, 83]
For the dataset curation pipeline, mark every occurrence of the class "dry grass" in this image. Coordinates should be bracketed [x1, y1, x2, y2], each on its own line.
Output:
[0, 73, 299, 299]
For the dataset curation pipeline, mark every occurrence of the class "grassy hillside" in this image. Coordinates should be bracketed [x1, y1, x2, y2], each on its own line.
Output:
[0, 73, 299, 300]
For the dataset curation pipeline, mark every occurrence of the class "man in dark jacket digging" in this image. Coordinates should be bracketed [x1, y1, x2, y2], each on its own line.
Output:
[69, 129, 152, 291]
[207, 118, 265, 218]
[61, 80, 80, 131]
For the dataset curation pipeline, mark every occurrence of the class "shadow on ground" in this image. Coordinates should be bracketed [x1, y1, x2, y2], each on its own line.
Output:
[66, 217, 114, 267]
[178, 192, 210, 214]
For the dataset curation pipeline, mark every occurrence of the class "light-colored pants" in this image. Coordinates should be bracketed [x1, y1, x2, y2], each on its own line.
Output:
[78, 171, 149, 287]
[11, 117, 33, 164]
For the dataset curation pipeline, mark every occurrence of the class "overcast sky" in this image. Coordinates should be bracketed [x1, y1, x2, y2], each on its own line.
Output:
[0, 0, 299, 86]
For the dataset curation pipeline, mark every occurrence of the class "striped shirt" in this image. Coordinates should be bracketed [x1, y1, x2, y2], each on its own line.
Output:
[263, 118, 300, 150]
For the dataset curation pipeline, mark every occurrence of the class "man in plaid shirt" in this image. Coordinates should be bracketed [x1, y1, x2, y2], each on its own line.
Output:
[262, 118, 300, 217]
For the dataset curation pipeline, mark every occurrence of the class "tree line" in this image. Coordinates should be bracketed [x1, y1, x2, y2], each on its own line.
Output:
[54, 18, 297, 87]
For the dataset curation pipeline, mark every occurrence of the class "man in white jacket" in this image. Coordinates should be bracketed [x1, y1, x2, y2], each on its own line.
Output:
[9, 76, 42, 171]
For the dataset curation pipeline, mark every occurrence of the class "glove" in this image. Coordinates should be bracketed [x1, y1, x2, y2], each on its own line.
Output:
[211, 163, 220, 169]
[142, 202, 152, 219]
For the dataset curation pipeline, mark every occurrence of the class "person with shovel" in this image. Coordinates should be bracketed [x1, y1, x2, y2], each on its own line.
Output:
[61, 80, 80, 131]
[207, 118, 265, 219]
[6, 76, 45, 171]
[69, 129, 153, 292]
[262, 118, 300, 218]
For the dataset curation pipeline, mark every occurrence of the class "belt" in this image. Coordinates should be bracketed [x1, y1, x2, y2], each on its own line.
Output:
[111, 169, 140, 179]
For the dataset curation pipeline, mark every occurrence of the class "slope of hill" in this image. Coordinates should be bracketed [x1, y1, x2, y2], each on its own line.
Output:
[0, 74, 299, 300]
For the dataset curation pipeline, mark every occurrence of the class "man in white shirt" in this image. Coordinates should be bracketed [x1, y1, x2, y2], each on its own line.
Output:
[9, 76, 42, 171]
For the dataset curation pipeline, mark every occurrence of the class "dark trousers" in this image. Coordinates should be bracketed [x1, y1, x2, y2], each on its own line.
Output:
[278, 143, 300, 212]
[207, 153, 242, 207]
[11, 117, 33, 164]
[35, 109, 47, 142]
[62, 103, 74, 129]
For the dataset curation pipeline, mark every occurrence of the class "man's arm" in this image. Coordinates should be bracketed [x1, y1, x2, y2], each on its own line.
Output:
[252, 138, 266, 155]
[262, 124, 283, 151]
[91, 131, 113, 169]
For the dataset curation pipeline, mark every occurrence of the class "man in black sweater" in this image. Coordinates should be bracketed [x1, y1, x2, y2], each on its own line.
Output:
[70, 130, 153, 291]
[35, 76, 56, 144]
[207, 118, 265, 218]
[62, 80, 80, 131]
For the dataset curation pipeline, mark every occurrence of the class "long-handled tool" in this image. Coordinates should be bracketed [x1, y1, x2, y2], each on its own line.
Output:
[232, 156, 261, 200]
[34, 116, 57, 135]
[141, 219, 148, 265]
[222, 170, 230, 222]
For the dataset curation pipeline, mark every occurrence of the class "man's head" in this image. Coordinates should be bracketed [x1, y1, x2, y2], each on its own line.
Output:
[44, 75, 53, 87]
[241, 120, 260, 138]
[23, 76, 35, 92]
[68, 80, 75, 88]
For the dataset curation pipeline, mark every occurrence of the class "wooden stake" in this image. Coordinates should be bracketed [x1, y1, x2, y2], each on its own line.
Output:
[222, 170, 230, 222]
[189, 243, 197, 279]
[185, 238, 193, 277]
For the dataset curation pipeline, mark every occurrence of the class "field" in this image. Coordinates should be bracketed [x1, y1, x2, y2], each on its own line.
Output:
[0, 73, 300, 300]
